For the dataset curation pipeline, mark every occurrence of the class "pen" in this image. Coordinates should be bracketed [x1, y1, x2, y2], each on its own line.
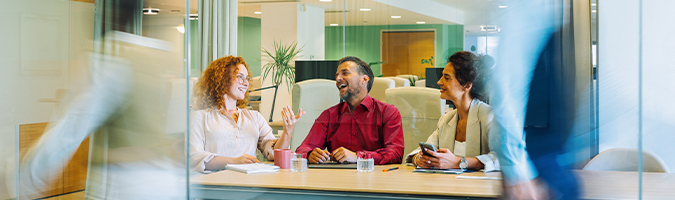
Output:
[383, 167, 399, 172]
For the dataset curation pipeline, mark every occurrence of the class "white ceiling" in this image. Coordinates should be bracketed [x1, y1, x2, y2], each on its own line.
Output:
[240, 0, 461, 26]
[143, 0, 513, 35]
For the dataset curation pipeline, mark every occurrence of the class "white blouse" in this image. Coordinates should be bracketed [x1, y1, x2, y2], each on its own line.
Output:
[189, 108, 277, 173]
[453, 140, 466, 157]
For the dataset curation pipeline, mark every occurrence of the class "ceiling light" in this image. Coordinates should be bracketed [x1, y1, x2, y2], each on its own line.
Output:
[391, 16, 401, 19]
[189, 14, 198, 20]
[319, 0, 332, 2]
[498, 5, 508, 8]
[592, 10, 596, 12]
[480, 25, 498, 31]
[592, 3, 597, 6]
[330, 23, 339, 26]
[143, 8, 160, 15]
[254, 11, 262, 14]
[416, 21, 425, 24]
[360, 8, 371, 11]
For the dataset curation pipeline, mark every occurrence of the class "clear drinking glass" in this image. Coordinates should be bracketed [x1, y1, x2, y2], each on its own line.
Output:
[290, 153, 307, 172]
[357, 152, 374, 172]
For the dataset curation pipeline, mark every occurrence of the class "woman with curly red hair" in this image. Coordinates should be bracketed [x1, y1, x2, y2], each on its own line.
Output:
[189, 56, 304, 173]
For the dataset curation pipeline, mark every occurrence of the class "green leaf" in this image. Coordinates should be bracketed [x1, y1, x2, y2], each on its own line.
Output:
[259, 40, 303, 92]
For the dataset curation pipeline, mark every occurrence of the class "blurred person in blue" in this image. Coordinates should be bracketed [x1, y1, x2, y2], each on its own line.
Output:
[189, 56, 304, 173]
[406, 51, 500, 172]
[18, 31, 186, 199]
[491, 0, 584, 199]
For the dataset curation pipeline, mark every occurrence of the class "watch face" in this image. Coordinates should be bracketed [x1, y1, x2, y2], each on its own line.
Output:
[460, 162, 468, 169]
[460, 157, 468, 169]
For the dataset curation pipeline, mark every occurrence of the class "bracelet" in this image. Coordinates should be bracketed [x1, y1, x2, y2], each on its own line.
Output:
[413, 154, 421, 166]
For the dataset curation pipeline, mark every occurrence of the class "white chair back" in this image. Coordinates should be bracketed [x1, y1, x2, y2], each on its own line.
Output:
[396, 74, 419, 81]
[291, 79, 341, 150]
[387, 77, 411, 87]
[370, 77, 396, 103]
[583, 148, 670, 173]
[385, 87, 444, 156]
[249, 76, 262, 97]
[415, 80, 426, 87]
[164, 78, 196, 135]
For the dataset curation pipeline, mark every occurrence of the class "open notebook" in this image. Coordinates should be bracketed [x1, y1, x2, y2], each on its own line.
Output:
[225, 163, 280, 174]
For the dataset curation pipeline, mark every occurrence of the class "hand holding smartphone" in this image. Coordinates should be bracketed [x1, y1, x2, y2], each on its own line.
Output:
[419, 142, 437, 158]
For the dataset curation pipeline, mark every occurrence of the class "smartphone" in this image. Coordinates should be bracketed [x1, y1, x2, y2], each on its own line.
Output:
[419, 142, 437, 157]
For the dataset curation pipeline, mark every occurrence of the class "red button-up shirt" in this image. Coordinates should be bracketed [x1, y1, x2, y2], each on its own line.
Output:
[295, 95, 405, 164]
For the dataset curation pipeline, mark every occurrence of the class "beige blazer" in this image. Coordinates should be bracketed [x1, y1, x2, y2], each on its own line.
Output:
[406, 99, 499, 171]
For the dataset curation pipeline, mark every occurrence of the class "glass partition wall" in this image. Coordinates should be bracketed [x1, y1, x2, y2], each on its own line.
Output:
[2, 0, 192, 199]
[3, 0, 673, 199]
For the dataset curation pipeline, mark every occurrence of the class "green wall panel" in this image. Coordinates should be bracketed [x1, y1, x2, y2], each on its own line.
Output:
[238, 17, 262, 77]
[325, 24, 463, 76]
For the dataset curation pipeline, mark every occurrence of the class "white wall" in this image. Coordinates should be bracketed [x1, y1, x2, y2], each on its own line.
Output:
[142, 14, 186, 78]
[260, 4, 325, 122]
[599, 0, 675, 172]
[464, 36, 478, 53]
[0, 1, 95, 198]
[296, 4, 325, 60]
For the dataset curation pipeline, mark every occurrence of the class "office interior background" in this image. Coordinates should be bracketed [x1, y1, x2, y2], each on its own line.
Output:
[1, 0, 674, 199]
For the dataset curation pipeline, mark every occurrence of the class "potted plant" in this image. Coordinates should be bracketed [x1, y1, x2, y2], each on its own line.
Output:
[258, 41, 303, 121]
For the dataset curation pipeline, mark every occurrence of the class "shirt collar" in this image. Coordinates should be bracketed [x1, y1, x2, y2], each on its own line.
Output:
[341, 95, 373, 113]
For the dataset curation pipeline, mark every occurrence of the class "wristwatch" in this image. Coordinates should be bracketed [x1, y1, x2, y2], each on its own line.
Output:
[459, 157, 468, 171]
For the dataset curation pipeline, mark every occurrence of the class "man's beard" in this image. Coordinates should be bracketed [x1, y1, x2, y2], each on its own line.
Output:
[340, 86, 362, 102]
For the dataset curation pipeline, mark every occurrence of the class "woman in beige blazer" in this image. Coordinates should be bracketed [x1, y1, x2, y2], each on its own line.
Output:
[407, 51, 499, 172]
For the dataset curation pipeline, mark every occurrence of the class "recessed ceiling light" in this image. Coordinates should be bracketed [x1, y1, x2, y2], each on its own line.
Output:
[319, 0, 332, 2]
[591, 3, 597, 6]
[416, 21, 425, 24]
[143, 8, 160, 15]
[498, 5, 508, 8]
[330, 23, 339, 26]
[254, 11, 262, 14]
[360, 8, 371, 11]
[391, 16, 401, 19]
[592, 10, 597, 12]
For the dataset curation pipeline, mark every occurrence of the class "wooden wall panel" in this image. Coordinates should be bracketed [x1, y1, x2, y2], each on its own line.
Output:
[407, 32, 435, 77]
[19, 123, 90, 198]
[19, 123, 63, 198]
[381, 32, 409, 76]
[64, 137, 90, 193]
[381, 31, 435, 77]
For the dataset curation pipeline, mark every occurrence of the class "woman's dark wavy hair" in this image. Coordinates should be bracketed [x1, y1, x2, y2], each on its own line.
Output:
[447, 51, 494, 102]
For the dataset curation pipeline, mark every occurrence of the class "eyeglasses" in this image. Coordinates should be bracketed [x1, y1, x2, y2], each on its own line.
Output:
[236, 74, 252, 83]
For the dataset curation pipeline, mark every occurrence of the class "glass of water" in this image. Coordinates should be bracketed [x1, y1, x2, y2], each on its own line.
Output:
[357, 152, 374, 172]
[290, 152, 307, 172]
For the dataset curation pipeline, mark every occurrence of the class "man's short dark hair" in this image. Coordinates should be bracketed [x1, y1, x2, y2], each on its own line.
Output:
[338, 56, 374, 92]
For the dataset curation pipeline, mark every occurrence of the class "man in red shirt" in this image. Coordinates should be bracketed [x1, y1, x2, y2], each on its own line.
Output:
[295, 56, 405, 165]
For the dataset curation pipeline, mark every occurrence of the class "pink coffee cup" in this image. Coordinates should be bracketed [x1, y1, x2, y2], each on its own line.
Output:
[273, 149, 292, 169]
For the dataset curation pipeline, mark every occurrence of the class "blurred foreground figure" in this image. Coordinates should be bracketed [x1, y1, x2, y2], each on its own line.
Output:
[492, 1, 582, 199]
[19, 31, 185, 199]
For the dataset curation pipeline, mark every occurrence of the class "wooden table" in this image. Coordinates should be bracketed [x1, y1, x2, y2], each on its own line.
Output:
[575, 170, 675, 199]
[190, 166, 675, 200]
[190, 164, 502, 199]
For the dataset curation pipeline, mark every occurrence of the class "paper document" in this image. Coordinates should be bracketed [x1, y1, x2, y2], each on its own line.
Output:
[225, 163, 280, 174]
[412, 167, 465, 174]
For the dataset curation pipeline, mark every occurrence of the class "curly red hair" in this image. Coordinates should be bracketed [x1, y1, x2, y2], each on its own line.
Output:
[192, 56, 251, 113]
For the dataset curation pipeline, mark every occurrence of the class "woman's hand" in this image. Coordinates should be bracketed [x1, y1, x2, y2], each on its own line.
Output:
[281, 105, 305, 136]
[414, 152, 434, 169]
[231, 154, 260, 164]
[419, 148, 461, 169]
